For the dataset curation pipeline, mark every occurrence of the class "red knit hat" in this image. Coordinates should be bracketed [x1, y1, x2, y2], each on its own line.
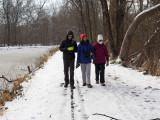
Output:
[80, 34, 87, 40]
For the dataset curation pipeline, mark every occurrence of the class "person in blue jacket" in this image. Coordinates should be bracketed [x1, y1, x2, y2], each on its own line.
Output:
[76, 34, 94, 88]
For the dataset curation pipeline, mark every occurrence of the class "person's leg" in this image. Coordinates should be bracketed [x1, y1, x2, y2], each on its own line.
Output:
[100, 63, 105, 84]
[69, 59, 75, 86]
[95, 64, 100, 83]
[63, 60, 69, 86]
[86, 63, 91, 85]
[81, 64, 86, 84]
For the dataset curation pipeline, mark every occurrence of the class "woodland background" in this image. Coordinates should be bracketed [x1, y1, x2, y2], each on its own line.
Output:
[0, 0, 160, 75]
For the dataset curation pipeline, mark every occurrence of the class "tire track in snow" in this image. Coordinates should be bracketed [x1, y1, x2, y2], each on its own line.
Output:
[59, 83, 71, 120]
[71, 87, 75, 120]
[75, 74, 88, 120]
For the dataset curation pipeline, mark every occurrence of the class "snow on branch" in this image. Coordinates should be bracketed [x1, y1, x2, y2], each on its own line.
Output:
[119, 3, 160, 60]
[135, 3, 160, 20]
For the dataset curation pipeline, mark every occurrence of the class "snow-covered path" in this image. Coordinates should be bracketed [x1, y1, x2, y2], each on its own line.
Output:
[1, 51, 160, 120]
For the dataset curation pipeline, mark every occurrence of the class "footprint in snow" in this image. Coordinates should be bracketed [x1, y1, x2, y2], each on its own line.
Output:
[145, 100, 151, 102]
[31, 116, 35, 119]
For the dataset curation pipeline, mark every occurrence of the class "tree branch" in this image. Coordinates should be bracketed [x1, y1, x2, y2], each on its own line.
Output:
[93, 113, 120, 120]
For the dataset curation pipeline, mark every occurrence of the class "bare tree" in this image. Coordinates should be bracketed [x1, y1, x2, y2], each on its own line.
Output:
[100, 0, 118, 58]
[119, 3, 160, 61]
[84, 0, 93, 42]
[109, 0, 127, 55]
[10, 0, 24, 45]
[2, 0, 12, 46]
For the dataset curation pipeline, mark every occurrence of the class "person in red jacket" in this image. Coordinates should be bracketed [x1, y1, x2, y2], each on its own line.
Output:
[93, 34, 109, 86]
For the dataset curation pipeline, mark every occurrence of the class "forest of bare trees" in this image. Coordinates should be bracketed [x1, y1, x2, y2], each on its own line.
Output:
[0, 0, 160, 75]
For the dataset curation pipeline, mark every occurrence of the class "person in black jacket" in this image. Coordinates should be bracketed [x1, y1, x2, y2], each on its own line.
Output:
[59, 31, 77, 89]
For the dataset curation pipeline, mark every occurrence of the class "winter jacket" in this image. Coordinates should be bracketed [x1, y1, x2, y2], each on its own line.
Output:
[59, 31, 77, 60]
[93, 42, 109, 64]
[77, 40, 94, 64]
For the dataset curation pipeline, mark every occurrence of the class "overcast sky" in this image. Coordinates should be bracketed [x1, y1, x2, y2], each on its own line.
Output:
[36, 0, 63, 9]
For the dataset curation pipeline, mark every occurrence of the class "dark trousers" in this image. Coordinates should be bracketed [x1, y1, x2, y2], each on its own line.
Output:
[63, 59, 75, 85]
[95, 63, 105, 83]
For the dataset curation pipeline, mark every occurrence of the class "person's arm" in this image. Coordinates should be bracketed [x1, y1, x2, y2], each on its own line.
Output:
[59, 40, 67, 52]
[76, 45, 81, 68]
[104, 45, 109, 62]
[74, 41, 78, 53]
[90, 44, 95, 56]
[77, 45, 81, 62]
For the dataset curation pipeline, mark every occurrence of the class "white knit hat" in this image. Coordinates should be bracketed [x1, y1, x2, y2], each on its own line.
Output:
[97, 34, 103, 42]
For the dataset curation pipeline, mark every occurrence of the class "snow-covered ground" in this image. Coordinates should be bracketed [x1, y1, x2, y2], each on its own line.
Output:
[0, 51, 160, 120]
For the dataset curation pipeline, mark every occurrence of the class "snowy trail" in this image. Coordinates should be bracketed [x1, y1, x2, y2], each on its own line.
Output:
[1, 51, 160, 120]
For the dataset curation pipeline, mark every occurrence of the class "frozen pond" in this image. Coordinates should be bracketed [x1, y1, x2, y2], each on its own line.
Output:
[0, 46, 57, 81]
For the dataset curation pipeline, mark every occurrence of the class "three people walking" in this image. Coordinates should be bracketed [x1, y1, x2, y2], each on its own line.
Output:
[60, 31, 109, 89]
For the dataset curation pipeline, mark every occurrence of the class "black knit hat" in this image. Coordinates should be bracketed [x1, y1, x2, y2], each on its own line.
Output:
[66, 31, 74, 39]
[67, 31, 73, 36]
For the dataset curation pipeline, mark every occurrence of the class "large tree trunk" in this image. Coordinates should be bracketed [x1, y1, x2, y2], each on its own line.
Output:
[70, 0, 87, 34]
[78, 0, 87, 33]
[85, 0, 93, 43]
[109, 0, 118, 52]
[90, 0, 97, 43]
[119, 3, 160, 61]
[100, 0, 118, 58]
[7, 16, 11, 46]
[110, 0, 126, 55]
[117, 0, 126, 53]
[14, 24, 17, 45]
[3, 0, 11, 46]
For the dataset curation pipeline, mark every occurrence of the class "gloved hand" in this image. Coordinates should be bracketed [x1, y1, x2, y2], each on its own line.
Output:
[67, 46, 74, 51]
[90, 54, 94, 60]
[106, 62, 109, 66]
[76, 61, 80, 68]
[90, 53, 94, 60]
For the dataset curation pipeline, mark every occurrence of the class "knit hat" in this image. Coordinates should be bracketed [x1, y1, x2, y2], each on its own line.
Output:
[97, 34, 104, 44]
[66, 31, 74, 40]
[97, 34, 103, 41]
[80, 34, 87, 40]
[67, 31, 74, 36]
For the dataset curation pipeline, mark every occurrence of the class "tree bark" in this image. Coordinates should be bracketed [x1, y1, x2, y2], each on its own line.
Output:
[3, 0, 11, 46]
[117, 0, 126, 53]
[139, 0, 143, 12]
[119, 4, 160, 61]
[100, 0, 118, 58]
[78, 0, 87, 33]
[110, 0, 126, 55]
[90, 0, 97, 43]
[85, 0, 93, 43]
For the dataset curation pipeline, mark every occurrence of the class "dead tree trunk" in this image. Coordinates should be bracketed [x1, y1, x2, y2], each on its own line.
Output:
[119, 4, 160, 61]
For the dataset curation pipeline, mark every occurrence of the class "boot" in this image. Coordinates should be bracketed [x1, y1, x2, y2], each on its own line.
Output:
[87, 84, 92, 88]
[96, 81, 99, 84]
[64, 83, 68, 88]
[82, 83, 86, 86]
[70, 85, 75, 89]
[101, 83, 105, 86]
